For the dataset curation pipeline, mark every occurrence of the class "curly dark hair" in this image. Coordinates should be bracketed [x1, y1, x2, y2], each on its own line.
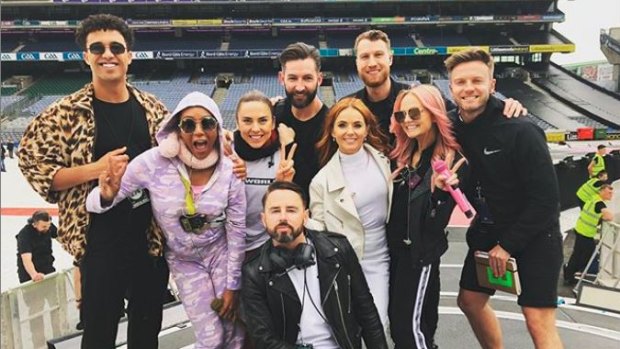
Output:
[75, 14, 134, 50]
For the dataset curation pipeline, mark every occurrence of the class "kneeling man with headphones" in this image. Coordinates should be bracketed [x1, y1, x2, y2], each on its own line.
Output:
[241, 181, 388, 349]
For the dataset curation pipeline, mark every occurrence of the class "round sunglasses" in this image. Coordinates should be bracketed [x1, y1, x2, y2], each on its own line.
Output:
[393, 107, 423, 123]
[88, 42, 127, 55]
[178, 117, 218, 133]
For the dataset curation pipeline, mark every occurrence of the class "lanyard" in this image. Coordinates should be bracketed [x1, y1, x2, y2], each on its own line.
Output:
[179, 175, 197, 215]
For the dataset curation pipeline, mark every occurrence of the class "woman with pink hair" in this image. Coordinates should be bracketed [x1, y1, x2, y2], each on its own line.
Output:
[387, 84, 466, 349]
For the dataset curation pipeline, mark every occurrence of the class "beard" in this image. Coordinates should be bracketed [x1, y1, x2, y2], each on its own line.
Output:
[267, 222, 304, 244]
[285, 85, 319, 109]
[359, 69, 389, 88]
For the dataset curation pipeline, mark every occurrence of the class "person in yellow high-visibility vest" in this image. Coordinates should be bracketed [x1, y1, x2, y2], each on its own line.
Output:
[576, 170, 608, 208]
[564, 184, 614, 285]
[587, 144, 607, 178]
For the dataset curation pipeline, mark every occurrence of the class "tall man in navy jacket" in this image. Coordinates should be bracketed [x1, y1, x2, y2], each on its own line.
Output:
[444, 48, 564, 349]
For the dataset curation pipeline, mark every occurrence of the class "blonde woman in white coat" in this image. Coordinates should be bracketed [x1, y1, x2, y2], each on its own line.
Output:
[309, 97, 392, 340]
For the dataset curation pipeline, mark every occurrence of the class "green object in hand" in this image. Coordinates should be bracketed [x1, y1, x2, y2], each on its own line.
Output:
[486, 267, 514, 288]
[211, 297, 224, 312]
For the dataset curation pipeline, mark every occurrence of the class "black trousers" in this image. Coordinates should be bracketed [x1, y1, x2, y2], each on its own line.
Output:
[389, 248, 440, 349]
[80, 231, 169, 349]
[565, 233, 596, 281]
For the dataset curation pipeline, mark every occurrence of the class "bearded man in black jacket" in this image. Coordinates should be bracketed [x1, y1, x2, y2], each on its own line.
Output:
[241, 181, 388, 349]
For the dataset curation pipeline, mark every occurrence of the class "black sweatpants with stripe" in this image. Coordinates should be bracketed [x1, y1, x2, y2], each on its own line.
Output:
[389, 248, 440, 349]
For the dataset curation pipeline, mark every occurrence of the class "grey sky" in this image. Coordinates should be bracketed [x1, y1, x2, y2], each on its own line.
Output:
[552, 0, 620, 65]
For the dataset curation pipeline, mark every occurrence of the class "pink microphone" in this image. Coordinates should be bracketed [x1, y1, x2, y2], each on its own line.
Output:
[432, 159, 475, 219]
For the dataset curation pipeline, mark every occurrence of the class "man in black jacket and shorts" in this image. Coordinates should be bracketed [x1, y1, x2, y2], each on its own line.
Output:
[444, 48, 564, 349]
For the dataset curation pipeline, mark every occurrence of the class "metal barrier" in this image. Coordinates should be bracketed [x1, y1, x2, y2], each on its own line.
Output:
[575, 221, 620, 313]
[1, 268, 79, 349]
[596, 221, 620, 289]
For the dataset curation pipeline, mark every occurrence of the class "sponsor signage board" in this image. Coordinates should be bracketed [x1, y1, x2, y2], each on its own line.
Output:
[132, 51, 154, 60]
[41, 52, 63, 61]
[17, 52, 40, 61]
[412, 46, 447, 55]
[447, 46, 489, 54]
[1, 53, 17, 61]
[490, 45, 530, 54]
[529, 44, 575, 53]
[63, 52, 84, 60]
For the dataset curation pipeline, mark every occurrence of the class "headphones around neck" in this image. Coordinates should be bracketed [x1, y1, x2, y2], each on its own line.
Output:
[269, 243, 316, 273]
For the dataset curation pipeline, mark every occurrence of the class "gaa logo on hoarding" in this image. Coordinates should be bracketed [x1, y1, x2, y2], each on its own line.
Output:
[134, 51, 151, 59]
[43, 52, 61, 60]
[1, 53, 13, 61]
[64, 52, 83, 60]
[18, 53, 38, 61]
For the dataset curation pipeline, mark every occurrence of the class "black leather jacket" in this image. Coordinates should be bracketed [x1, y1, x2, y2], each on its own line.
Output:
[241, 229, 388, 349]
[388, 149, 467, 268]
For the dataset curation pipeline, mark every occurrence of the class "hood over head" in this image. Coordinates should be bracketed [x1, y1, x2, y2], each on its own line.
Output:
[156, 91, 225, 159]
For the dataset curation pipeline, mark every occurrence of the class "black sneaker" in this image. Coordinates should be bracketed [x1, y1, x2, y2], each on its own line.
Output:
[562, 264, 572, 284]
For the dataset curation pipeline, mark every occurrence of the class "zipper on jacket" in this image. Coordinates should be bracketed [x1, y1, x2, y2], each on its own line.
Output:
[334, 280, 355, 349]
[403, 184, 412, 246]
[322, 267, 341, 307]
[280, 293, 286, 340]
[347, 274, 351, 314]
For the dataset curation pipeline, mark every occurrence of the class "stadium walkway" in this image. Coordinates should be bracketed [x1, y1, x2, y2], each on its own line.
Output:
[1, 150, 619, 348]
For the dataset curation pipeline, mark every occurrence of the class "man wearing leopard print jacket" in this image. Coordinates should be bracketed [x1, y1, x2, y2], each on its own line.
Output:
[18, 14, 170, 348]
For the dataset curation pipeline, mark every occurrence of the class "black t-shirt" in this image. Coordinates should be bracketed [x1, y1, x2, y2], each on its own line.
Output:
[594, 201, 606, 215]
[16, 223, 58, 282]
[348, 79, 457, 137]
[93, 96, 151, 160]
[274, 99, 328, 198]
[89, 96, 153, 259]
[349, 79, 409, 136]
[593, 180, 605, 189]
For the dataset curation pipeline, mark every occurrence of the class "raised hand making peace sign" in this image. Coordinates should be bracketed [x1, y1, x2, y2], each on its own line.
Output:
[275, 142, 297, 182]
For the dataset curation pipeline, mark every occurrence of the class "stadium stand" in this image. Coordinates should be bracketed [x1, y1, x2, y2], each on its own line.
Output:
[134, 30, 223, 51]
[229, 29, 320, 50]
[24, 74, 91, 98]
[0, 95, 25, 112]
[383, 28, 417, 48]
[325, 29, 361, 48]
[22, 95, 64, 116]
[3, 2, 620, 349]
[20, 32, 76, 52]
[1, 86, 18, 96]
[134, 73, 215, 112]
[1, 34, 22, 52]
[420, 31, 471, 47]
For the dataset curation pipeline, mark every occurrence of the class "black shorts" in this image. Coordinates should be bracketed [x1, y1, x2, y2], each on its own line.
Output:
[460, 225, 563, 307]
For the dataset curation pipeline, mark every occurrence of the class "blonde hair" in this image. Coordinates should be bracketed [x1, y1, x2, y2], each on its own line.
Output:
[354, 29, 391, 53]
[444, 48, 494, 76]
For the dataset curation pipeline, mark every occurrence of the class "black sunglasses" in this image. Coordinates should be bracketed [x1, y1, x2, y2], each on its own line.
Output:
[393, 107, 423, 123]
[88, 42, 127, 55]
[178, 117, 218, 133]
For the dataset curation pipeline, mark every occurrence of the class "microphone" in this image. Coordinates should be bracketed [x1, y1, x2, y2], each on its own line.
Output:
[432, 159, 475, 219]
